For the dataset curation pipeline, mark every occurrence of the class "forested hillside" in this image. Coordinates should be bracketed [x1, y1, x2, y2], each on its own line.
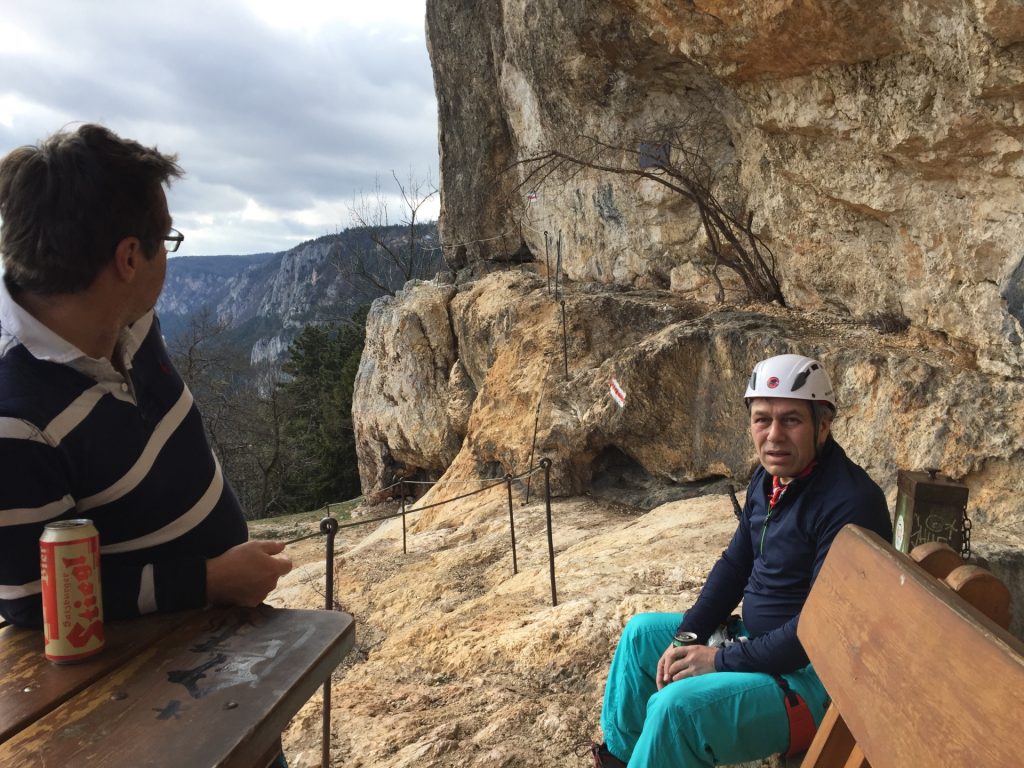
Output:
[161, 220, 440, 519]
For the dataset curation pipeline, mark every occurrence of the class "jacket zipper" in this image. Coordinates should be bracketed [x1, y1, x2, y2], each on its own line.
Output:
[759, 507, 774, 557]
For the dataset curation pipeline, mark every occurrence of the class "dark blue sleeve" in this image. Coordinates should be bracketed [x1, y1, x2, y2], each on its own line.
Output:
[715, 486, 891, 674]
[0, 431, 212, 628]
[0, 433, 68, 628]
[716, 614, 805, 673]
[100, 558, 209, 620]
[677, 492, 755, 642]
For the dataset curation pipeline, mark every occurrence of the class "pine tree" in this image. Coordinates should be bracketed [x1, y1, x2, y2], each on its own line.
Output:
[277, 308, 367, 511]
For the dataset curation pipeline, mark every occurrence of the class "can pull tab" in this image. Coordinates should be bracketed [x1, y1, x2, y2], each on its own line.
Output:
[672, 632, 698, 647]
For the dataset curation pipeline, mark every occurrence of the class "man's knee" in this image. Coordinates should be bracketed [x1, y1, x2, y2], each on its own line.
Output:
[641, 684, 708, 758]
[621, 611, 678, 643]
[645, 680, 699, 723]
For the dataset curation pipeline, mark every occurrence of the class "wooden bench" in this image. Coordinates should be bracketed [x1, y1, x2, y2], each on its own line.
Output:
[796, 525, 1024, 768]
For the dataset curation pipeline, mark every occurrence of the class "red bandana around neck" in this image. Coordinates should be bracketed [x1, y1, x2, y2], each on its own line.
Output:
[768, 462, 817, 510]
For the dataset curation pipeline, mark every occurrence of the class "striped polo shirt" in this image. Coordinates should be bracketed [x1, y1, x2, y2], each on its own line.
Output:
[0, 279, 247, 628]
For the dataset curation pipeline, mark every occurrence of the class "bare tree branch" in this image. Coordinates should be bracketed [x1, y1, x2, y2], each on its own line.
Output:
[333, 171, 441, 298]
[510, 123, 785, 305]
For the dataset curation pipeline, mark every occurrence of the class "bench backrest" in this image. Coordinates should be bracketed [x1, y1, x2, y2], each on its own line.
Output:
[797, 525, 1024, 768]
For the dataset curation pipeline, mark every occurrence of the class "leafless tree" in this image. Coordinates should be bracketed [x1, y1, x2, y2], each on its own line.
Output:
[513, 119, 785, 305]
[167, 310, 292, 518]
[169, 307, 231, 389]
[333, 170, 442, 298]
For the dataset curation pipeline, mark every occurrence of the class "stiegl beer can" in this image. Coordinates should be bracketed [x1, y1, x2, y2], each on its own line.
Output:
[40, 519, 104, 663]
[672, 631, 698, 647]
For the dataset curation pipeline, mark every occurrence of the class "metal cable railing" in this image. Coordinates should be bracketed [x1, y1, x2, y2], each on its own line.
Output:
[293, 457, 557, 768]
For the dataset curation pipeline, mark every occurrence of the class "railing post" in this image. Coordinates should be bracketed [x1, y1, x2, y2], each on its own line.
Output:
[524, 400, 541, 505]
[541, 458, 557, 607]
[560, 299, 569, 381]
[555, 230, 562, 299]
[400, 479, 407, 555]
[319, 515, 339, 768]
[728, 485, 743, 519]
[505, 473, 518, 575]
[544, 230, 551, 295]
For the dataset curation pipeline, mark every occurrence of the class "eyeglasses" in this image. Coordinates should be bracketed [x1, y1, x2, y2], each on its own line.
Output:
[163, 227, 184, 253]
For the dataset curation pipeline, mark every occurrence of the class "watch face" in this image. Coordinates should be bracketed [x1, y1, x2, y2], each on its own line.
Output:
[894, 514, 905, 551]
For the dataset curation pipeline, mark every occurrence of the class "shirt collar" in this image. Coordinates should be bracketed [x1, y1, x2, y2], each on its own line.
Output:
[0, 276, 153, 377]
[1, 276, 85, 364]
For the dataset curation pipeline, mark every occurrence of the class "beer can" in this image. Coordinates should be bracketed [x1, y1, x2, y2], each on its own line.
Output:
[40, 519, 104, 663]
[672, 631, 698, 647]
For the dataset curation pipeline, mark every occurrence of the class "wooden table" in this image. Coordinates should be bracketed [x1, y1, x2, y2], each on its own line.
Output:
[0, 605, 355, 767]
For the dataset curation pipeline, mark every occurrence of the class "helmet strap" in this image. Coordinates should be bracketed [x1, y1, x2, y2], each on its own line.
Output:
[811, 401, 822, 458]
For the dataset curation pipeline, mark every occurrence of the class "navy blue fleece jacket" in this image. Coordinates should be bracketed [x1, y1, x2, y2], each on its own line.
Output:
[678, 437, 891, 674]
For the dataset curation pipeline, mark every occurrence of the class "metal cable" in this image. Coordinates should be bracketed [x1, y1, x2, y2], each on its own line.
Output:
[385, 477, 507, 517]
[399, 464, 542, 486]
[282, 464, 545, 544]
[284, 529, 325, 546]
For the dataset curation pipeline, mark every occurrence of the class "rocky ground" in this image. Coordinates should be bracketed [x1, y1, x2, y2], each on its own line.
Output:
[252, 485, 765, 768]
[253, 472, 1024, 768]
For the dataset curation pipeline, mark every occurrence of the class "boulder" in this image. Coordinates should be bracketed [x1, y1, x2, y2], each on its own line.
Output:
[352, 281, 462, 492]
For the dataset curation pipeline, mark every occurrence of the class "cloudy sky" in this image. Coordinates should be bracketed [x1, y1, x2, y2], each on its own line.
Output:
[0, 0, 439, 256]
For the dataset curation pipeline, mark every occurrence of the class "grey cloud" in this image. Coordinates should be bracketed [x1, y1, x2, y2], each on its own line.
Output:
[0, 0, 438, 255]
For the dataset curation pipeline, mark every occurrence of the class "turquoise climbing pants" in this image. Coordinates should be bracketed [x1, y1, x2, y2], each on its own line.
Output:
[601, 613, 830, 767]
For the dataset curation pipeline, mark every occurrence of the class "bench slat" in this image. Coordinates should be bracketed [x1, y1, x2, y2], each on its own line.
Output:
[798, 525, 1024, 768]
[840, 745, 869, 768]
[799, 705, 858, 768]
[944, 565, 1012, 630]
[909, 542, 961, 580]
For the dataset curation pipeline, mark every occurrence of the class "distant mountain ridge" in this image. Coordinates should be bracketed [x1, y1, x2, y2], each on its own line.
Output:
[158, 224, 439, 363]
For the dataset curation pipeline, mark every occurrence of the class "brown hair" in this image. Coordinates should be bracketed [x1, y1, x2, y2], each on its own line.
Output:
[0, 124, 184, 294]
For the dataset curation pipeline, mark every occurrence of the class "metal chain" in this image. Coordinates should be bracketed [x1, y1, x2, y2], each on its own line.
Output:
[961, 511, 972, 560]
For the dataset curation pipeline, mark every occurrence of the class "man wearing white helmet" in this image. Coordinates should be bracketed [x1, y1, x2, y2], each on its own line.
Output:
[589, 354, 892, 768]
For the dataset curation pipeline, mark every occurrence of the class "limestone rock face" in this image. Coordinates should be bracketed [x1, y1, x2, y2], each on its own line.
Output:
[354, 272, 1024, 534]
[352, 281, 463, 491]
[353, 1, 1024, 562]
[342, 9, 1024, 762]
[426, 0, 1024, 375]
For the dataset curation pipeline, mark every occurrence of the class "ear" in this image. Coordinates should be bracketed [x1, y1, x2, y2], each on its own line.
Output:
[818, 409, 834, 445]
[112, 237, 142, 283]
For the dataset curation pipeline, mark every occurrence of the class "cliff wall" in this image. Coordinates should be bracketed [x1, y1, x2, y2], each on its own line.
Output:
[426, 0, 1024, 374]
[354, 1, 1024, 560]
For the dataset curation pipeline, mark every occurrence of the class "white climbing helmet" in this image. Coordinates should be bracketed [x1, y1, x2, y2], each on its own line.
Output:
[744, 354, 836, 413]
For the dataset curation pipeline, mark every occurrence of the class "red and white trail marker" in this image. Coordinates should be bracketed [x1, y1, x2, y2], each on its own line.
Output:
[609, 378, 626, 408]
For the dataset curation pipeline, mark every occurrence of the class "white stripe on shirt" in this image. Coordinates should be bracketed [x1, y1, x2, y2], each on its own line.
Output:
[0, 386, 110, 447]
[43, 385, 108, 445]
[0, 417, 49, 443]
[0, 494, 76, 527]
[100, 456, 224, 554]
[137, 564, 157, 614]
[77, 387, 195, 513]
[0, 580, 41, 599]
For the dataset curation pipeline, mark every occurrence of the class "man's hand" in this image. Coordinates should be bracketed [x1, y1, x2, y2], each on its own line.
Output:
[205, 540, 293, 607]
[655, 643, 719, 689]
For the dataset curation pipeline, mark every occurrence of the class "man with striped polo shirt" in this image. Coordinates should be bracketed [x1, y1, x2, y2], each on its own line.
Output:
[0, 124, 292, 629]
[590, 354, 892, 767]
